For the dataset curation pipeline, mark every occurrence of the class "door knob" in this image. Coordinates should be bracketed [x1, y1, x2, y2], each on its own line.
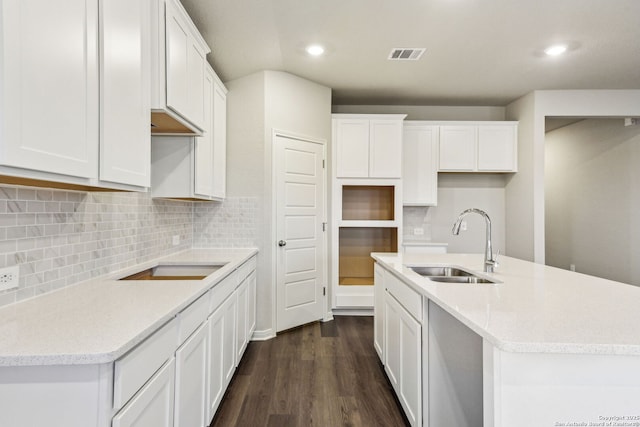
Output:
[278, 240, 287, 247]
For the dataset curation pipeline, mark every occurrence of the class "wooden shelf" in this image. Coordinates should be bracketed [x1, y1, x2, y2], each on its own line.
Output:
[342, 185, 395, 221]
[339, 227, 398, 287]
[339, 276, 374, 286]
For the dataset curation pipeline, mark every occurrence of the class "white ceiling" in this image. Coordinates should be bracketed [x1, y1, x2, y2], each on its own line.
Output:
[180, 0, 640, 106]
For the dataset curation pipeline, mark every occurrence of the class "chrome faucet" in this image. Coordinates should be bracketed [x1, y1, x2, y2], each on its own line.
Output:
[452, 208, 497, 273]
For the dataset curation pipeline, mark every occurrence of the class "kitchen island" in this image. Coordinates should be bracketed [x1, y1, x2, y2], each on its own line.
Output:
[0, 248, 257, 427]
[373, 252, 640, 427]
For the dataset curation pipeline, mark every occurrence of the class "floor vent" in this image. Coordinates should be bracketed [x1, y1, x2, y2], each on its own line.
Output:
[388, 48, 426, 60]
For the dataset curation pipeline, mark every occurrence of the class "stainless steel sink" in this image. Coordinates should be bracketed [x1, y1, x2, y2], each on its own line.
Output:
[120, 263, 227, 281]
[407, 265, 499, 284]
[409, 266, 474, 277]
[428, 276, 496, 284]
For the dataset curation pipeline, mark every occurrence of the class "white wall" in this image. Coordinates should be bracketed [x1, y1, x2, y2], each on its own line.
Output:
[545, 119, 640, 286]
[506, 90, 640, 263]
[504, 92, 537, 261]
[220, 71, 331, 337]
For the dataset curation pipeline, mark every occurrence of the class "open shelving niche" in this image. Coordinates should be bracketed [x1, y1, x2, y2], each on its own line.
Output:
[331, 180, 402, 309]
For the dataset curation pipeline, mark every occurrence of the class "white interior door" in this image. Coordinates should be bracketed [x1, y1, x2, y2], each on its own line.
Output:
[275, 134, 326, 332]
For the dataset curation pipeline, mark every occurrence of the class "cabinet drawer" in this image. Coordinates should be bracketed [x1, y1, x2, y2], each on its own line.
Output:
[210, 271, 237, 313]
[114, 318, 178, 410]
[386, 272, 422, 321]
[177, 293, 209, 344]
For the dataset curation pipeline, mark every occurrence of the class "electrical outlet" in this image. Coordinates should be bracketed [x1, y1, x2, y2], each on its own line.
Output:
[413, 228, 424, 236]
[569, 264, 576, 272]
[172, 235, 180, 246]
[0, 266, 19, 292]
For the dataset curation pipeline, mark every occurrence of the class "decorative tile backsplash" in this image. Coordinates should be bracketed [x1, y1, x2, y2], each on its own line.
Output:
[193, 197, 261, 248]
[0, 187, 193, 307]
[0, 187, 261, 308]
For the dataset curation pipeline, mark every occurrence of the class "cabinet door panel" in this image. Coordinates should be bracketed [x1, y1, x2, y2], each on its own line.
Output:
[206, 301, 225, 422]
[247, 271, 257, 336]
[222, 292, 237, 386]
[384, 292, 401, 391]
[399, 308, 422, 427]
[194, 67, 214, 197]
[403, 125, 438, 205]
[186, 42, 206, 129]
[438, 126, 477, 171]
[236, 279, 249, 362]
[175, 324, 207, 427]
[165, 3, 189, 118]
[112, 358, 175, 427]
[478, 125, 517, 171]
[374, 263, 385, 361]
[335, 119, 369, 177]
[1, 0, 98, 178]
[211, 80, 227, 199]
[369, 120, 402, 178]
[100, 0, 150, 187]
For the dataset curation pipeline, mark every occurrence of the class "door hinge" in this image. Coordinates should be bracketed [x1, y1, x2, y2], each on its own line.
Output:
[323, 287, 326, 296]
[322, 222, 327, 232]
[322, 159, 325, 169]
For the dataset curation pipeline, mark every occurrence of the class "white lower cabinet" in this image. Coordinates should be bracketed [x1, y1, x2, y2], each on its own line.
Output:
[236, 278, 249, 363]
[384, 293, 401, 391]
[0, 255, 258, 427]
[379, 264, 423, 427]
[112, 358, 176, 427]
[373, 263, 385, 361]
[174, 323, 208, 427]
[247, 271, 257, 337]
[206, 292, 237, 421]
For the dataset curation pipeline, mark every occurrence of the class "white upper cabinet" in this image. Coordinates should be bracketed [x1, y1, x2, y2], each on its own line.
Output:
[0, 0, 150, 191]
[335, 119, 370, 177]
[477, 125, 518, 171]
[402, 123, 439, 206]
[151, 0, 210, 135]
[151, 65, 227, 201]
[211, 75, 228, 200]
[438, 126, 477, 171]
[438, 122, 518, 172]
[194, 66, 215, 198]
[334, 114, 406, 178]
[0, 0, 99, 180]
[100, 0, 151, 187]
[369, 119, 403, 178]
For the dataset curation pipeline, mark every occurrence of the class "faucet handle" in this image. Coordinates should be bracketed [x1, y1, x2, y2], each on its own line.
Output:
[493, 249, 500, 269]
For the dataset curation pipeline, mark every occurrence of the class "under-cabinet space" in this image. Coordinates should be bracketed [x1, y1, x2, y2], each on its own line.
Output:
[342, 186, 395, 221]
[339, 227, 397, 286]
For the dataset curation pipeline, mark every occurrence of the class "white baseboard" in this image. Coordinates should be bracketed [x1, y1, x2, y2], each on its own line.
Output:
[323, 311, 334, 322]
[250, 328, 275, 341]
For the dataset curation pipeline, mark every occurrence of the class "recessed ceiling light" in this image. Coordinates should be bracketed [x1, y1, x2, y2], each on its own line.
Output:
[544, 44, 567, 56]
[306, 44, 325, 56]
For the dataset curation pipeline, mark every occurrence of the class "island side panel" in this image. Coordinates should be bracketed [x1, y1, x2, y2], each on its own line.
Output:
[484, 344, 640, 427]
[0, 363, 113, 427]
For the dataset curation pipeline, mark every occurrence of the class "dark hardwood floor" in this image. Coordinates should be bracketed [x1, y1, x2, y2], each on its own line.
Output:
[210, 316, 410, 427]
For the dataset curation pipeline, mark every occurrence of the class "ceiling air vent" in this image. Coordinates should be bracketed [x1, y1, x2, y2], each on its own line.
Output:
[388, 48, 426, 61]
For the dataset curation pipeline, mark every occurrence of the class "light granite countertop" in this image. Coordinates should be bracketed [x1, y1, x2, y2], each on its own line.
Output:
[372, 252, 640, 356]
[0, 248, 257, 367]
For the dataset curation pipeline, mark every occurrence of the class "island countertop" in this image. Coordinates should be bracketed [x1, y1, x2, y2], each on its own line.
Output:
[372, 252, 640, 356]
[0, 248, 257, 367]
